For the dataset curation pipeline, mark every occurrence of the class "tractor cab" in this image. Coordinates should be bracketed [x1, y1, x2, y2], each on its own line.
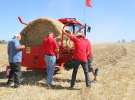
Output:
[57, 18, 91, 67]
[59, 18, 86, 34]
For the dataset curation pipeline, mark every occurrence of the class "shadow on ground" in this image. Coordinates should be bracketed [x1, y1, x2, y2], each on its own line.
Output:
[0, 70, 44, 87]
[0, 70, 82, 90]
[38, 82, 80, 90]
[0, 71, 6, 79]
[54, 77, 84, 83]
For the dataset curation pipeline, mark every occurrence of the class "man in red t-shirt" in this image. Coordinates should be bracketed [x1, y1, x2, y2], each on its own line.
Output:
[64, 31, 91, 88]
[42, 32, 58, 86]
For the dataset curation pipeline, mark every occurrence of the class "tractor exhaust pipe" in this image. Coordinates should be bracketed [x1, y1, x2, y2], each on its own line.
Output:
[18, 16, 28, 25]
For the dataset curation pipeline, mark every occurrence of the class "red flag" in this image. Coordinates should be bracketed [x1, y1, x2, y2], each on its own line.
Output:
[85, 0, 92, 7]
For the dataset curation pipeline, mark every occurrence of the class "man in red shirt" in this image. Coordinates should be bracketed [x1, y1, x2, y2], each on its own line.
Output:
[64, 31, 91, 88]
[42, 32, 58, 86]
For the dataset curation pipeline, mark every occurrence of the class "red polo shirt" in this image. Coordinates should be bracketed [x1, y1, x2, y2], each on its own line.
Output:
[69, 35, 89, 62]
[42, 36, 58, 56]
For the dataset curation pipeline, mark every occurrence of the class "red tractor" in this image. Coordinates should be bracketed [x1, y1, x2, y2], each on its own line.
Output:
[18, 17, 91, 70]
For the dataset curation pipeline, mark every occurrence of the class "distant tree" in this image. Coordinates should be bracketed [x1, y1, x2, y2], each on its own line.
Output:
[0, 40, 7, 44]
[131, 40, 135, 43]
[121, 39, 126, 43]
[117, 40, 121, 43]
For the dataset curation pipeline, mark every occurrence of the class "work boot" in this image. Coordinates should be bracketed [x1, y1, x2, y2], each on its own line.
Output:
[6, 81, 14, 87]
[70, 85, 74, 88]
[47, 84, 54, 89]
[70, 82, 75, 88]
[14, 84, 20, 88]
[86, 81, 91, 88]
[87, 84, 91, 88]
[20, 78, 24, 84]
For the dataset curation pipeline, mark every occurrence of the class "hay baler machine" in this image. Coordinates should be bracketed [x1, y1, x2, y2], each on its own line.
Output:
[18, 17, 91, 70]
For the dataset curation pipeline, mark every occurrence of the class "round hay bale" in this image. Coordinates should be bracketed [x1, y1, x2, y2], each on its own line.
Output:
[20, 17, 64, 46]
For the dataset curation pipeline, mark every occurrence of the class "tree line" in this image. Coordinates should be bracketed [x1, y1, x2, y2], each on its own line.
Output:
[0, 40, 7, 44]
[118, 39, 135, 43]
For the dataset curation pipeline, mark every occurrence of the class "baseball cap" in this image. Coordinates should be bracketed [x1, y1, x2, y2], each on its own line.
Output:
[12, 34, 21, 39]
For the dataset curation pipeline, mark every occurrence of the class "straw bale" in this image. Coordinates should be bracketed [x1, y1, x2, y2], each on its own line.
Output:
[20, 17, 64, 46]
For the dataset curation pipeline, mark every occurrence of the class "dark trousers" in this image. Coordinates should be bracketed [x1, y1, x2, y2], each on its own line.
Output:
[71, 60, 90, 87]
[88, 57, 93, 72]
[8, 62, 21, 85]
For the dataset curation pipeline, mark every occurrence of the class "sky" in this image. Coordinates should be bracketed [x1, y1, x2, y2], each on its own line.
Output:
[0, 0, 135, 43]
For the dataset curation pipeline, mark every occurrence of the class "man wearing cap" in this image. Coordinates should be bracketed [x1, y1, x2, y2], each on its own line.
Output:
[42, 32, 58, 87]
[7, 34, 25, 88]
[64, 31, 91, 88]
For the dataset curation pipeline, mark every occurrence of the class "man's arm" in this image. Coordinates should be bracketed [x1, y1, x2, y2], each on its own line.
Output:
[15, 41, 25, 51]
[63, 30, 77, 42]
[16, 45, 25, 51]
[86, 39, 93, 58]
[63, 30, 72, 38]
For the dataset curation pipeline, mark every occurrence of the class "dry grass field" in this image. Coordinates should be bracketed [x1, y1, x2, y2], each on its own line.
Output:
[0, 43, 135, 100]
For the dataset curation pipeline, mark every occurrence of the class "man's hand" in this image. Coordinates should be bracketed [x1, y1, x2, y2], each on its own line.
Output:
[63, 30, 72, 38]
[16, 45, 25, 51]
[65, 30, 71, 33]
[21, 45, 25, 49]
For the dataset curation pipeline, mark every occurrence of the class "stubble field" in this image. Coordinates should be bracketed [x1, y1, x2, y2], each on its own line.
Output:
[0, 43, 135, 100]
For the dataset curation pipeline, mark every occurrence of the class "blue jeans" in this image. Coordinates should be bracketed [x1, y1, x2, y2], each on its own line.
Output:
[44, 55, 56, 85]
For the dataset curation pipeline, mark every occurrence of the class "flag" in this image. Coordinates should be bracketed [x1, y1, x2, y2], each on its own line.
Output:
[85, 0, 92, 7]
